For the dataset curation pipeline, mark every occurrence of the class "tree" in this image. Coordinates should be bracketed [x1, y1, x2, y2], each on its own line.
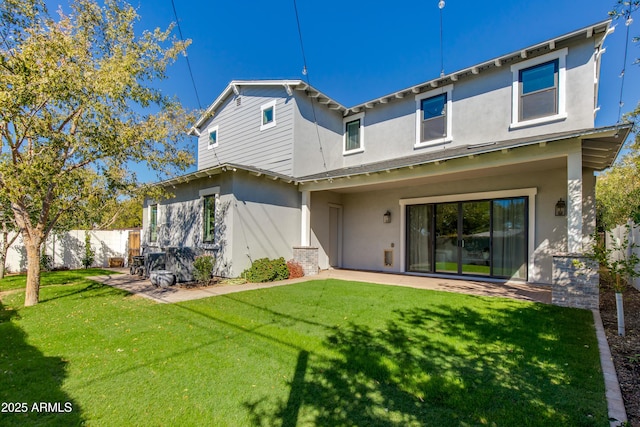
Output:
[0, 200, 19, 279]
[0, 0, 195, 306]
[596, 155, 640, 230]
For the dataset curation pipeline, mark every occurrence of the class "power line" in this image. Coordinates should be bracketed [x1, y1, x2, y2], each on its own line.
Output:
[292, 0, 329, 174]
[170, 0, 202, 110]
[439, 0, 445, 77]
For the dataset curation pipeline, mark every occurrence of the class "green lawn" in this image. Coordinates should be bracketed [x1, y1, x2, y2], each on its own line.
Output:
[0, 273, 607, 426]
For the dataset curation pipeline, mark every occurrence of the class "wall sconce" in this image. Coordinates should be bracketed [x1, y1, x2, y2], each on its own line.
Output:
[383, 211, 391, 223]
[555, 198, 566, 217]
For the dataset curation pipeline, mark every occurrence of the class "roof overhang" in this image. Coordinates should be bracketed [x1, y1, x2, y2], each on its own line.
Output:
[344, 19, 612, 116]
[188, 80, 348, 135]
[296, 124, 633, 188]
[156, 163, 298, 188]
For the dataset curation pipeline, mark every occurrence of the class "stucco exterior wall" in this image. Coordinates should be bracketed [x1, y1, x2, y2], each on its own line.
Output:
[309, 154, 596, 285]
[142, 171, 300, 278]
[292, 93, 344, 177]
[229, 172, 301, 276]
[292, 39, 598, 178]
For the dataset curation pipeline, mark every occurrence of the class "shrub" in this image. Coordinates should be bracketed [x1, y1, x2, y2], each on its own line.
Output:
[81, 231, 95, 269]
[287, 260, 304, 279]
[193, 254, 215, 284]
[242, 257, 289, 283]
[40, 254, 52, 271]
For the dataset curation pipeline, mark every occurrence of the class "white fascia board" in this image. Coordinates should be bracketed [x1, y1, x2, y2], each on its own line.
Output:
[348, 19, 611, 113]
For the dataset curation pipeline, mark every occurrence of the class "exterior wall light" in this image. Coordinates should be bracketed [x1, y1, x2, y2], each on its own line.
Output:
[383, 211, 392, 223]
[555, 198, 566, 216]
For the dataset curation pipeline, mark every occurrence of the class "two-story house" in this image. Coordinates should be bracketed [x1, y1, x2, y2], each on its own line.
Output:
[143, 19, 630, 288]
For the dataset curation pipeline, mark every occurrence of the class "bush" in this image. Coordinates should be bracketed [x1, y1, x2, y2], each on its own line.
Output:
[193, 254, 215, 283]
[287, 260, 304, 279]
[40, 254, 52, 271]
[242, 257, 289, 283]
[81, 231, 95, 269]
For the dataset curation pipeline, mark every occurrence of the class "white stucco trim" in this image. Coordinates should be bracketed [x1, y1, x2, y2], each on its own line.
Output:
[414, 84, 453, 148]
[260, 100, 277, 131]
[199, 186, 220, 198]
[510, 48, 568, 129]
[567, 150, 583, 253]
[399, 188, 537, 281]
[301, 191, 311, 246]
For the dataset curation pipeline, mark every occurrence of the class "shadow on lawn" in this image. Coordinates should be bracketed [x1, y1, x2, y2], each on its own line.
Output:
[244, 301, 604, 426]
[0, 301, 84, 426]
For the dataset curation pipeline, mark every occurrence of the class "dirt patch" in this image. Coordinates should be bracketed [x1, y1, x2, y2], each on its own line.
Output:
[600, 283, 640, 426]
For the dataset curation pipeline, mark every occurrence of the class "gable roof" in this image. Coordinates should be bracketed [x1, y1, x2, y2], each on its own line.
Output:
[188, 19, 612, 136]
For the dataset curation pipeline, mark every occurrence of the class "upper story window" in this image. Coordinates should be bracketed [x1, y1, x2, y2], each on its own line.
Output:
[203, 195, 216, 243]
[260, 100, 277, 131]
[510, 48, 567, 129]
[208, 125, 219, 149]
[150, 204, 158, 242]
[343, 112, 365, 155]
[415, 84, 453, 148]
[519, 60, 558, 121]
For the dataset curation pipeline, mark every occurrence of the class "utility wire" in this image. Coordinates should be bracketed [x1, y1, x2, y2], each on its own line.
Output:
[618, 10, 635, 123]
[292, 0, 329, 174]
[170, 0, 202, 110]
[439, 0, 445, 77]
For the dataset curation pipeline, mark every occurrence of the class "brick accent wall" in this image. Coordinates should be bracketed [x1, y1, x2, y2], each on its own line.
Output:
[552, 253, 599, 310]
[293, 247, 319, 276]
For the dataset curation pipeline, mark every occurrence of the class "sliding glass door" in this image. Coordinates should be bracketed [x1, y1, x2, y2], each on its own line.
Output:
[406, 197, 527, 279]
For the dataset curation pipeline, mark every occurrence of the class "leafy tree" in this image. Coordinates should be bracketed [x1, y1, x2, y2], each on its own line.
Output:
[0, 0, 195, 306]
[596, 155, 640, 230]
[0, 198, 19, 279]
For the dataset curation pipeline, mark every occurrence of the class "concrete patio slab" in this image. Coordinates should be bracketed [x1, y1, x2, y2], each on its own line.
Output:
[89, 268, 551, 304]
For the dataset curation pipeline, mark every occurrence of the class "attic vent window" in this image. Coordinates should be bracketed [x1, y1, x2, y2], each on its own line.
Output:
[208, 125, 219, 149]
[236, 97, 242, 107]
[260, 100, 277, 131]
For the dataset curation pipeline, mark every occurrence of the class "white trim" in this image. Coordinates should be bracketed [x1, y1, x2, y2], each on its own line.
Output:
[301, 191, 311, 246]
[414, 84, 453, 148]
[260, 100, 277, 131]
[399, 188, 537, 280]
[343, 112, 365, 155]
[207, 125, 219, 149]
[199, 186, 220, 197]
[510, 48, 568, 129]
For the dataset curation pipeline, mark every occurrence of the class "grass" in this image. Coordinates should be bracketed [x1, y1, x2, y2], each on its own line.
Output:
[0, 272, 607, 426]
[0, 268, 116, 292]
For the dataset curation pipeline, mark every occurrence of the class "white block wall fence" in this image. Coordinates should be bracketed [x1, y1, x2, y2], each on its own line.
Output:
[4, 229, 139, 273]
[607, 222, 640, 291]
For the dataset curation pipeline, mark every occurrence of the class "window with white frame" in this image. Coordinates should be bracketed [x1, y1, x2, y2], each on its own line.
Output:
[199, 187, 219, 244]
[150, 204, 158, 242]
[208, 125, 219, 149]
[415, 84, 453, 148]
[510, 48, 567, 128]
[202, 195, 216, 243]
[260, 100, 277, 131]
[343, 112, 364, 154]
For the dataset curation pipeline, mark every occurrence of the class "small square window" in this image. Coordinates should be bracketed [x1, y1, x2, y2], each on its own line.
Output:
[208, 126, 219, 149]
[260, 100, 277, 131]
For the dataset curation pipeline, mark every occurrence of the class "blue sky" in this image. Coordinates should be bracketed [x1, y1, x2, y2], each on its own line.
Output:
[50, 0, 640, 179]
